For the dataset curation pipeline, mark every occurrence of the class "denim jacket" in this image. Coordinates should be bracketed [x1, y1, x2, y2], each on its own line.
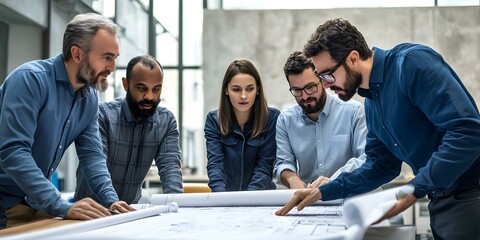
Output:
[204, 107, 280, 192]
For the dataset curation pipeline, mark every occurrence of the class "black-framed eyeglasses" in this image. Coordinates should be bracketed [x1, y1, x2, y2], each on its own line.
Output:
[313, 55, 348, 83]
[289, 82, 320, 97]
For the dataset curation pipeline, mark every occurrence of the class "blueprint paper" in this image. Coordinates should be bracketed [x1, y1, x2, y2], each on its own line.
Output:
[49, 206, 354, 240]
[2, 185, 415, 240]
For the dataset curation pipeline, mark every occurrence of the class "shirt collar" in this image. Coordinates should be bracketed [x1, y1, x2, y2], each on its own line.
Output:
[54, 54, 76, 94]
[121, 97, 137, 123]
[322, 92, 332, 117]
[74, 86, 90, 101]
[54, 54, 93, 98]
[370, 47, 386, 85]
[357, 47, 386, 99]
[54, 54, 69, 83]
[357, 87, 372, 99]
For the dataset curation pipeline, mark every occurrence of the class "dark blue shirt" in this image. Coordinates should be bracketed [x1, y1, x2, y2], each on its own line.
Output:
[0, 54, 118, 217]
[204, 107, 280, 192]
[321, 44, 480, 200]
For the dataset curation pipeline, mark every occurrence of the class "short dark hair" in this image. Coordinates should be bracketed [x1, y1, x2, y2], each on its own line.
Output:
[304, 18, 372, 62]
[125, 55, 163, 82]
[283, 51, 314, 83]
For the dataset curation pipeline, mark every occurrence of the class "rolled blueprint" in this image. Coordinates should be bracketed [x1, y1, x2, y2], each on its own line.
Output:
[151, 189, 342, 207]
[3, 203, 178, 240]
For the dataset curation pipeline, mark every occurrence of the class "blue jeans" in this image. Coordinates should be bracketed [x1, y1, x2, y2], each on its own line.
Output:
[0, 194, 5, 229]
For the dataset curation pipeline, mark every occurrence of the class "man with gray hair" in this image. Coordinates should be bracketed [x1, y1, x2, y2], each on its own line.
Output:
[0, 13, 133, 229]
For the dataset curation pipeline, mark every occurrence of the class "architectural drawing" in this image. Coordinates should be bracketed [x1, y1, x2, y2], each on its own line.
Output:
[3, 185, 415, 240]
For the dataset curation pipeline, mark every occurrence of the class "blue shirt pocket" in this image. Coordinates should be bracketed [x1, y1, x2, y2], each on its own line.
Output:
[328, 134, 351, 166]
[330, 134, 348, 142]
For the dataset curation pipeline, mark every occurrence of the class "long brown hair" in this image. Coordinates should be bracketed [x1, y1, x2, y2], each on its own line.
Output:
[218, 59, 268, 138]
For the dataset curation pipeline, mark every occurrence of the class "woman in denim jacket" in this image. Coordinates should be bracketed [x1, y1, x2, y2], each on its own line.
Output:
[204, 59, 280, 192]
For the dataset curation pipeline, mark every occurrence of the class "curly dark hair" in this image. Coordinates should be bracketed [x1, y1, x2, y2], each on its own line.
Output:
[283, 51, 315, 83]
[303, 18, 372, 62]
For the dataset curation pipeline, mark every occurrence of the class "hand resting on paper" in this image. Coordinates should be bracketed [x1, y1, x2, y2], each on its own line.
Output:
[109, 201, 136, 214]
[275, 188, 321, 216]
[65, 198, 135, 220]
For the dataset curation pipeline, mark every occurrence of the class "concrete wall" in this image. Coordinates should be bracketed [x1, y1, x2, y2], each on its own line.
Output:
[203, 7, 480, 114]
[0, 0, 48, 76]
[0, 0, 48, 27]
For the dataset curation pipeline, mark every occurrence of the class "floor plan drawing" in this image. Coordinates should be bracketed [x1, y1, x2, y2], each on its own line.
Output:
[3, 186, 415, 240]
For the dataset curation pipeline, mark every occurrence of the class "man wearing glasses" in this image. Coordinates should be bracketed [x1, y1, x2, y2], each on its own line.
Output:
[277, 18, 480, 239]
[274, 51, 367, 190]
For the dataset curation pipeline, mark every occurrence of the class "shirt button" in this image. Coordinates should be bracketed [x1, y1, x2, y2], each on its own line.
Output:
[319, 163, 322, 167]
[394, 143, 398, 146]
[59, 145, 62, 149]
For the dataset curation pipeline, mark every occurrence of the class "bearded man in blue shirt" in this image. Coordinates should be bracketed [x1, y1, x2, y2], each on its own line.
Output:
[276, 18, 480, 239]
[74, 55, 183, 204]
[0, 13, 134, 229]
[275, 51, 367, 189]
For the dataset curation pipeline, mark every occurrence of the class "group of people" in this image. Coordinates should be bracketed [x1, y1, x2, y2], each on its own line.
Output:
[205, 51, 368, 193]
[0, 12, 478, 240]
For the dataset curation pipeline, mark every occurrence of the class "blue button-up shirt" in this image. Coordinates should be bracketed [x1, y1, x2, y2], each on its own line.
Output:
[74, 98, 183, 204]
[321, 44, 480, 200]
[274, 93, 367, 184]
[0, 54, 118, 217]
